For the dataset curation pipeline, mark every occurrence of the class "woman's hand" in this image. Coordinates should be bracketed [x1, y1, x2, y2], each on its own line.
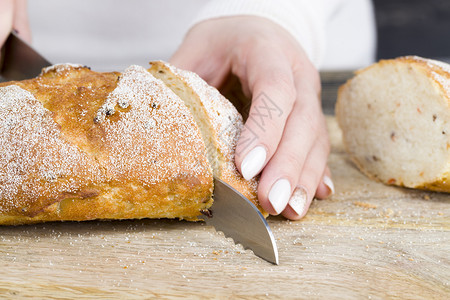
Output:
[0, 0, 31, 56]
[171, 16, 334, 220]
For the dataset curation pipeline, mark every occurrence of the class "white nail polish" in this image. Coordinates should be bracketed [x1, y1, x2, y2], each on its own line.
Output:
[241, 146, 267, 180]
[268, 179, 291, 214]
[289, 187, 307, 216]
[323, 175, 335, 194]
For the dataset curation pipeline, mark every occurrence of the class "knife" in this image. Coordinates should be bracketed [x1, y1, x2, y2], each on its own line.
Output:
[204, 178, 279, 265]
[0, 31, 51, 81]
[0, 32, 279, 265]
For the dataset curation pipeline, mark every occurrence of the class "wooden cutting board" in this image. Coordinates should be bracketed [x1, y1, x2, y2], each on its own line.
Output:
[0, 116, 448, 299]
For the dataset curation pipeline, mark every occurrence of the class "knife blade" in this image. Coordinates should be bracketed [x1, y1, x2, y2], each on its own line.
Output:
[202, 178, 279, 265]
[0, 32, 51, 81]
[0, 33, 279, 264]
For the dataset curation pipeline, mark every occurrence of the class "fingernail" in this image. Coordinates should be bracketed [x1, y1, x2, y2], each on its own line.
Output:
[323, 175, 335, 195]
[268, 179, 291, 214]
[241, 146, 267, 180]
[289, 186, 307, 216]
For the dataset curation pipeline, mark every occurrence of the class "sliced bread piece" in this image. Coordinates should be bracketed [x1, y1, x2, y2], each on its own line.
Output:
[336, 56, 450, 192]
[148, 61, 261, 211]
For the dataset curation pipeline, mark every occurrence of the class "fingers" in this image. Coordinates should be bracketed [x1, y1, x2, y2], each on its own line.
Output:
[246, 59, 333, 220]
[315, 166, 334, 200]
[170, 16, 334, 221]
[256, 86, 329, 216]
[281, 130, 331, 220]
[233, 46, 296, 181]
[230, 41, 333, 219]
[0, 0, 14, 47]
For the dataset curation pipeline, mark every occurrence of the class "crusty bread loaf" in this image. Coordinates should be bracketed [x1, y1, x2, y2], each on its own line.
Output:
[336, 56, 450, 192]
[0, 62, 259, 225]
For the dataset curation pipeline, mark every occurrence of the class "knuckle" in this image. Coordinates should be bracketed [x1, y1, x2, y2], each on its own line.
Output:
[318, 122, 331, 152]
[316, 138, 331, 158]
[253, 70, 296, 106]
[282, 151, 305, 173]
[266, 72, 297, 101]
[294, 61, 321, 94]
[313, 125, 331, 155]
[301, 110, 322, 134]
[245, 92, 287, 141]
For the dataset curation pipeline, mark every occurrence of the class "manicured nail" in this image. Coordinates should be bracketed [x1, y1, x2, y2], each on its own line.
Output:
[323, 175, 335, 195]
[289, 186, 307, 216]
[268, 179, 291, 214]
[241, 146, 267, 180]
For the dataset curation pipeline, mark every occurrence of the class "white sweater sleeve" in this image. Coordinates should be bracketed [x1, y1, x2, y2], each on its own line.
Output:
[190, 0, 330, 67]
[190, 0, 375, 70]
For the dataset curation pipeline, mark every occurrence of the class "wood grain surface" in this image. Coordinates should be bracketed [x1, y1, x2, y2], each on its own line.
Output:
[0, 117, 448, 299]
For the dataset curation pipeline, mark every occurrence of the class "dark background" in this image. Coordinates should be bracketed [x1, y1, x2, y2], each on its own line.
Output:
[321, 0, 450, 114]
[374, 0, 450, 61]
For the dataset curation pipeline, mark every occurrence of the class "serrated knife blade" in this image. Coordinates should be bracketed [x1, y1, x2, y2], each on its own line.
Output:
[201, 178, 279, 265]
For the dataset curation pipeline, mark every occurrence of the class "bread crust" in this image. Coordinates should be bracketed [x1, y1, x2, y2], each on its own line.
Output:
[0, 64, 214, 225]
[336, 56, 450, 192]
[148, 61, 264, 215]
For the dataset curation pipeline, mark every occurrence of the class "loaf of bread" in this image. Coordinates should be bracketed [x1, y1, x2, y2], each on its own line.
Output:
[0, 62, 259, 225]
[336, 56, 450, 192]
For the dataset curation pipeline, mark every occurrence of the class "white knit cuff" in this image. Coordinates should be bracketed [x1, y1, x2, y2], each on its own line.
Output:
[190, 0, 326, 68]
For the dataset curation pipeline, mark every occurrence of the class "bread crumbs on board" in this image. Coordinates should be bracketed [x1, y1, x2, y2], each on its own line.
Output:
[353, 201, 378, 209]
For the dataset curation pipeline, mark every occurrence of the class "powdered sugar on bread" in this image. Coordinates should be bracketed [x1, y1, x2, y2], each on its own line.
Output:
[95, 65, 212, 185]
[40, 63, 86, 76]
[0, 85, 103, 212]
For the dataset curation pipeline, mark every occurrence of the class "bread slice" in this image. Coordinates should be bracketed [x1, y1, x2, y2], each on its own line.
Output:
[0, 64, 214, 225]
[336, 56, 450, 192]
[148, 61, 261, 211]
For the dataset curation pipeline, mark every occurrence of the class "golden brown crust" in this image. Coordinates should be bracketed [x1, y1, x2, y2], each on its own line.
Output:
[351, 56, 450, 104]
[0, 64, 213, 225]
[397, 56, 450, 104]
